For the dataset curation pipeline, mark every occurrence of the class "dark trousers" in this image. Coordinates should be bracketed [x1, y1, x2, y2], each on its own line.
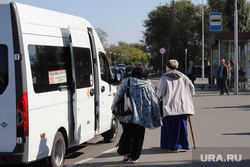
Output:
[117, 123, 145, 160]
[187, 74, 195, 84]
[217, 78, 229, 94]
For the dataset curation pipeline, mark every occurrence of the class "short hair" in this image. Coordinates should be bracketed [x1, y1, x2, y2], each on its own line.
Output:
[131, 65, 149, 79]
[166, 59, 179, 69]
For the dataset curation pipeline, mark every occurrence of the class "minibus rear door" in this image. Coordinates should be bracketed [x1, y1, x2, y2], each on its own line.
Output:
[0, 3, 18, 152]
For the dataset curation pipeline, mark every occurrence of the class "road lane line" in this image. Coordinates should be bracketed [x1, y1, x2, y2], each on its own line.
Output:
[66, 147, 117, 167]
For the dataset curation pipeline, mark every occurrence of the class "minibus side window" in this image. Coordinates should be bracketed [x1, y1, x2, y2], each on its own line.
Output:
[0, 45, 8, 95]
[73, 47, 93, 88]
[99, 53, 111, 83]
[28, 45, 71, 93]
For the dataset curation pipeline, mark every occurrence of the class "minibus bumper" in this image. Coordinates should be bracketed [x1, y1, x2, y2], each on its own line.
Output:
[0, 152, 25, 165]
[0, 138, 28, 165]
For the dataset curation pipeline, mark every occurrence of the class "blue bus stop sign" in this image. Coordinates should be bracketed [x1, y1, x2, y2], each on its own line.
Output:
[210, 13, 222, 31]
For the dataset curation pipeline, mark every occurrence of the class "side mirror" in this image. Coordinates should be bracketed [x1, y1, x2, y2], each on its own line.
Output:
[115, 70, 123, 84]
[109, 70, 123, 85]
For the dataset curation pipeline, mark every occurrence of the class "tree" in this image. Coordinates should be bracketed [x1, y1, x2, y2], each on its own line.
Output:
[224, 0, 249, 32]
[143, 0, 210, 73]
[95, 27, 109, 49]
[247, 1, 250, 30]
[207, 0, 226, 12]
[143, 4, 172, 71]
[105, 42, 149, 66]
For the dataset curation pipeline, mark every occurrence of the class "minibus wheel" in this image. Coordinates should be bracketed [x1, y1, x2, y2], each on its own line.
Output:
[102, 119, 118, 143]
[50, 132, 65, 167]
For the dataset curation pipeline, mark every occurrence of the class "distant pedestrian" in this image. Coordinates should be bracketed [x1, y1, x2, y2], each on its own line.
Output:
[187, 61, 196, 85]
[226, 61, 232, 90]
[230, 60, 235, 90]
[239, 66, 247, 82]
[111, 65, 161, 163]
[217, 59, 230, 95]
[157, 59, 195, 153]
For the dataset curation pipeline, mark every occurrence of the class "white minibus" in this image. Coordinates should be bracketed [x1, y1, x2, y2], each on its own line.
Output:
[0, 2, 120, 167]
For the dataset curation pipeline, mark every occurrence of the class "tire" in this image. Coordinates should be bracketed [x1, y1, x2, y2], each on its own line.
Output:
[50, 132, 65, 167]
[102, 119, 118, 143]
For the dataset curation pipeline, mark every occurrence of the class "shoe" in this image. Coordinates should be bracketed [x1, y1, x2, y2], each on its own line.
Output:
[227, 93, 231, 96]
[126, 158, 138, 164]
[219, 93, 224, 95]
[123, 154, 129, 162]
[166, 149, 179, 153]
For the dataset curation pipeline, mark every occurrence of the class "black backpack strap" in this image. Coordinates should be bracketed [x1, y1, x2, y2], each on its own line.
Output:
[127, 78, 130, 95]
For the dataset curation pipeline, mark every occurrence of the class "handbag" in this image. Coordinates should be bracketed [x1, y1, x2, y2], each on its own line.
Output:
[159, 100, 163, 117]
[112, 79, 133, 116]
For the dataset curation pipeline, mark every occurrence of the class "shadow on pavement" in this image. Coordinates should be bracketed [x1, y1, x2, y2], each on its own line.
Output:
[222, 132, 250, 136]
[203, 105, 250, 110]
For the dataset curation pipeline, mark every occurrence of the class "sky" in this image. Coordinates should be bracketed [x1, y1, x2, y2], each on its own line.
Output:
[2, 0, 207, 45]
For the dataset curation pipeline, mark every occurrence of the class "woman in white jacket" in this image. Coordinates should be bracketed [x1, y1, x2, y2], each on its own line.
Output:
[157, 59, 195, 152]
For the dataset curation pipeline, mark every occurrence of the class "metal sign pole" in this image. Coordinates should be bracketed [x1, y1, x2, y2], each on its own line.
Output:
[162, 54, 164, 75]
[185, 49, 187, 74]
[159, 48, 166, 75]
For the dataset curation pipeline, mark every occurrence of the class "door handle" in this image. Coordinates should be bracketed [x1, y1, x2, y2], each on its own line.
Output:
[90, 88, 95, 96]
[58, 85, 69, 91]
[101, 86, 105, 92]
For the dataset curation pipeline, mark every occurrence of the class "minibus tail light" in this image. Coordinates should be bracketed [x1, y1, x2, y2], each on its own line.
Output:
[16, 92, 29, 137]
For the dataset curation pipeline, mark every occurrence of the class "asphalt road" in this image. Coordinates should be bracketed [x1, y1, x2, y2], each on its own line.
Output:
[8, 78, 250, 167]
[63, 78, 250, 167]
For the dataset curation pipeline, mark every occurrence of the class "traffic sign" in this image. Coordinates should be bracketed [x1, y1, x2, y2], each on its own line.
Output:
[159, 48, 166, 54]
[210, 13, 222, 31]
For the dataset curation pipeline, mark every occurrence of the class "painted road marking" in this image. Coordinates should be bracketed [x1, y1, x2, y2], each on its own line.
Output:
[66, 147, 116, 167]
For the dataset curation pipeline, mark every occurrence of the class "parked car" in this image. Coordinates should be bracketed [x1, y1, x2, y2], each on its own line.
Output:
[116, 64, 126, 71]
[116, 64, 126, 77]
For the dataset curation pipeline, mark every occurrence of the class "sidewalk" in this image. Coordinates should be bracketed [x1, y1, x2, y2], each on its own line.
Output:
[194, 77, 215, 90]
[71, 88, 250, 167]
[195, 77, 209, 85]
[150, 74, 213, 89]
[149, 73, 209, 84]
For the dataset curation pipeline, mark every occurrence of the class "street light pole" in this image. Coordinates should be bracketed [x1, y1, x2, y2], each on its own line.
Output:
[234, 0, 238, 94]
[202, 0, 205, 81]
[118, 54, 120, 64]
[110, 52, 112, 66]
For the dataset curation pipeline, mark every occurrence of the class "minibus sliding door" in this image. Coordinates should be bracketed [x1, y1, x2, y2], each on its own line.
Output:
[88, 28, 100, 132]
[69, 30, 95, 144]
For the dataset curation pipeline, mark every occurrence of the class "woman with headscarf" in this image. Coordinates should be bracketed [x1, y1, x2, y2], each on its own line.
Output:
[157, 59, 195, 152]
[111, 65, 161, 163]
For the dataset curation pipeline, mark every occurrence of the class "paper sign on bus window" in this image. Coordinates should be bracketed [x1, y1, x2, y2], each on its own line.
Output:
[49, 70, 67, 84]
[90, 74, 93, 86]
